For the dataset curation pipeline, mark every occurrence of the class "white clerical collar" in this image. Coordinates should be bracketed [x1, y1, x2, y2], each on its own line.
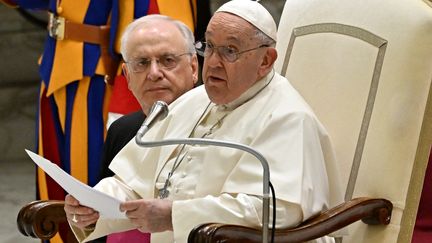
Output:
[216, 69, 275, 111]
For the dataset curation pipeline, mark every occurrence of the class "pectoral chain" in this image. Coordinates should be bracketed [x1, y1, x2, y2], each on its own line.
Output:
[158, 174, 172, 199]
[157, 105, 228, 199]
[158, 151, 187, 199]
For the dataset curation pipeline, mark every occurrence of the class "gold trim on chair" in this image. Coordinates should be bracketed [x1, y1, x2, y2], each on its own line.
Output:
[280, 23, 388, 201]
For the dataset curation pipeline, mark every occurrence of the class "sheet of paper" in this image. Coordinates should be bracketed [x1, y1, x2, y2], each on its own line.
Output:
[25, 149, 126, 219]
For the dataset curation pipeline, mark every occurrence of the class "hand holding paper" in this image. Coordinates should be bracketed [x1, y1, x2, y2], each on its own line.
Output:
[25, 149, 126, 219]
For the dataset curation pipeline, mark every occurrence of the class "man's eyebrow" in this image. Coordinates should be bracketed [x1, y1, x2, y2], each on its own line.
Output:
[159, 52, 181, 57]
[203, 34, 241, 46]
[133, 52, 178, 59]
[225, 36, 241, 44]
[131, 57, 149, 61]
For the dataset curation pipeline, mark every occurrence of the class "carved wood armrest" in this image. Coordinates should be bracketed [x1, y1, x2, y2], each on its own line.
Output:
[16, 200, 70, 240]
[188, 197, 393, 243]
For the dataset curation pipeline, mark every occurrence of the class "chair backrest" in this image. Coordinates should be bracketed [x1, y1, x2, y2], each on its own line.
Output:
[274, 0, 432, 242]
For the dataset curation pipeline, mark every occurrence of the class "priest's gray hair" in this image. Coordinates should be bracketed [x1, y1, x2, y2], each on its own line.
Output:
[120, 14, 196, 61]
[254, 27, 276, 47]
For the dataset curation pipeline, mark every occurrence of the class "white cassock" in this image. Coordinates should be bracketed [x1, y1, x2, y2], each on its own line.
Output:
[71, 69, 344, 243]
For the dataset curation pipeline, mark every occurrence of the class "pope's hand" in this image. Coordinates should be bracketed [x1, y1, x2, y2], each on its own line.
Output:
[120, 199, 173, 233]
[64, 194, 99, 229]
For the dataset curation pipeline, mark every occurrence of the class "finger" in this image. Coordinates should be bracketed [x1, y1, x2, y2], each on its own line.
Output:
[125, 210, 141, 219]
[64, 202, 79, 215]
[76, 211, 100, 223]
[66, 213, 76, 222]
[67, 212, 99, 227]
[65, 194, 80, 205]
[64, 203, 98, 218]
[120, 200, 142, 212]
[71, 216, 98, 228]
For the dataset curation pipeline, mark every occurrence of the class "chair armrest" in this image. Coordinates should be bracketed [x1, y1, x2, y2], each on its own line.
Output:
[188, 197, 392, 243]
[16, 200, 75, 241]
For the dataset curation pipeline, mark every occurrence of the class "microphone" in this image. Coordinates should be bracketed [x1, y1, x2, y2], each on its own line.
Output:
[135, 137, 271, 243]
[136, 101, 169, 140]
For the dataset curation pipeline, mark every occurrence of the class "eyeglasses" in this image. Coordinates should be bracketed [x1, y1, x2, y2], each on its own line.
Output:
[194, 41, 272, 63]
[124, 53, 191, 73]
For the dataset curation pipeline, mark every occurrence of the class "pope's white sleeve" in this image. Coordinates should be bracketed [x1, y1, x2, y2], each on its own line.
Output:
[171, 193, 303, 243]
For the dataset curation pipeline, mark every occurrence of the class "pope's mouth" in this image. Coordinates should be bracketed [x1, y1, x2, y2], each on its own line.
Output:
[206, 75, 226, 83]
[147, 87, 169, 92]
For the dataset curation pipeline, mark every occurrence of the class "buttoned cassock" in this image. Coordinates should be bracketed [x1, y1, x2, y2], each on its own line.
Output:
[72, 70, 344, 243]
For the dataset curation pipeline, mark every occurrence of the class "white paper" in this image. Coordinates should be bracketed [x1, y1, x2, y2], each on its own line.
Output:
[25, 149, 126, 219]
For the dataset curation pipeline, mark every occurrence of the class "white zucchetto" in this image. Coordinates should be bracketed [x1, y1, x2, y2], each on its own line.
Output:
[215, 0, 277, 42]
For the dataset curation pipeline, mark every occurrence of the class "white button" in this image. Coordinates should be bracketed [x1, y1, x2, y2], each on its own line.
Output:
[181, 172, 187, 178]
[187, 156, 192, 161]
[175, 188, 179, 193]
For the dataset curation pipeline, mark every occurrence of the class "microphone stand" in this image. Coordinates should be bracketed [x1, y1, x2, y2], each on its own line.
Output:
[135, 135, 271, 243]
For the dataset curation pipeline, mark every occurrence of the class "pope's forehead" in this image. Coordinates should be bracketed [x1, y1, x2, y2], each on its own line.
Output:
[206, 13, 256, 38]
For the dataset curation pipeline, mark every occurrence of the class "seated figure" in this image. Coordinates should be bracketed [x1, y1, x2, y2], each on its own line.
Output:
[97, 14, 199, 243]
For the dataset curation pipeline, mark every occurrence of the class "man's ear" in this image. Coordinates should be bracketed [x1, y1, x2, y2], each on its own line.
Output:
[191, 55, 199, 85]
[258, 47, 278, 77]
[122, 63, 132, 90]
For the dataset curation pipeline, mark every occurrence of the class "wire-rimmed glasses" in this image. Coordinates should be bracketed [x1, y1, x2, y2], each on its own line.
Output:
[125, 53, 191, 73]
[194, 41, 272, 63]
